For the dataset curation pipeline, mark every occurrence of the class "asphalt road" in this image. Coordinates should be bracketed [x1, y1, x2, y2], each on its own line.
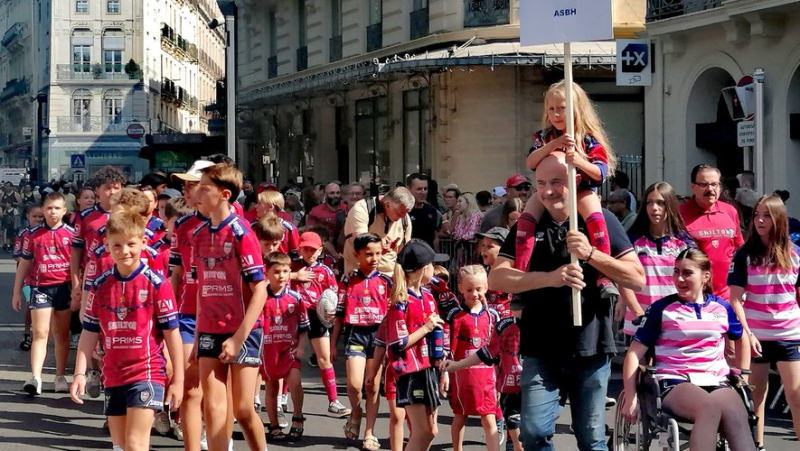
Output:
[0, 254, 796, 450]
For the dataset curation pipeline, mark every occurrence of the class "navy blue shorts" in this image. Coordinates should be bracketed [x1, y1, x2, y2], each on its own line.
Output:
[396, 367, 441, 409]
[345, 324, 379, 359]
[30, 283, 72, 311]
[659, 378, 730, 400]
[500, 392, 521, 430]
[753, 339, 800, 364]
[196, 329, 263, 366]
[307, 310, 330, 340]
[179, 314, 196, 344]
[104, 381, 165, 416]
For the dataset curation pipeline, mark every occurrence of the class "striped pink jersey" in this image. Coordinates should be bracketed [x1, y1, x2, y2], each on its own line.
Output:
[727, 246, 800, 341]
[624, 233, 693, 335]
[634, 293, 743, 382]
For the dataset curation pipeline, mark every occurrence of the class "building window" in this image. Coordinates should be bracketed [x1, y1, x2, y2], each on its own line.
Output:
[356, 96, 390, 184]
[76, 0, 89, 13]
[107, 0, 120, 13]
[331, 0, 342, 37]
[104, 89, 123, 126]
[368, 0, 382, 25]
[104, 50, 122, 73]
[72, 44, 91, 73]
[72, 89, 92, 131]
[403, 88, 431, 175]
[298, 0, 307, 47]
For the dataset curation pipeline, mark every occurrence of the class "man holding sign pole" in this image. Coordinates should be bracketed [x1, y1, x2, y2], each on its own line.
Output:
[489, 152, 644, 450]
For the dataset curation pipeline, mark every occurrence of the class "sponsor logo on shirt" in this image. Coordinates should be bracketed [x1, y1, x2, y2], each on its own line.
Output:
[203, 270, 226, 280]
[107, 321, 136, 331]
[202, 285, 234, 296]
[158, 299, 174, 311]
[86, 292, 94, 310]
[110, 336, 142, 346]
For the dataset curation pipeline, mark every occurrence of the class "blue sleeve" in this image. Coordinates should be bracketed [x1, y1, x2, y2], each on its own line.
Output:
[604, 209, 634, 258]
[727, 248, 748, 288]
[721, 299, 743, 341]
[633, 298, 668, 348]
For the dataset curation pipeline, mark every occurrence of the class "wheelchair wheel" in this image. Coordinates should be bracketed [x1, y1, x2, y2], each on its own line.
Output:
[613, 393, 651, 450]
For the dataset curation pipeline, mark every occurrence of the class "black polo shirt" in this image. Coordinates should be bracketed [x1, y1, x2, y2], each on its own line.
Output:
[498, 209, 633, 360]
[409, 203, 442, 248]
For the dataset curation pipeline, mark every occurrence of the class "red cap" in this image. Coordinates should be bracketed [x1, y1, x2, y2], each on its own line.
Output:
[298, 231, 323, 249]
[256, 183, 279, 194]
[506, 174, 531, 188]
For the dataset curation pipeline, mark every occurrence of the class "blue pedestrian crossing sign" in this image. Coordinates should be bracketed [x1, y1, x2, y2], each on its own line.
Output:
[70, 154, 86, 169]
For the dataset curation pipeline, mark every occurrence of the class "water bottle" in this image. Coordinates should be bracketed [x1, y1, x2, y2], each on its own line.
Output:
[429, 327, 444, 359]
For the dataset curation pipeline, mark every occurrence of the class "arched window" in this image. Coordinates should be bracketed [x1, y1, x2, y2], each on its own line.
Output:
[72, 88, 92, 131]
[104, 89, 123, 125]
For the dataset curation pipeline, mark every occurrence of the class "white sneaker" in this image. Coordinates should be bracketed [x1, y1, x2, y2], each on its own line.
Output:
[199, 429, 209, 450]
[87, 370, 102, 398]
[154, 410, 172, 434]
[70, 333, 80, 350]
[277, 408, 288, 428]
[279, 393, 288, 408]
[328, 400, 352, 417]
[23, 375, 42, 396]
[54, 375, 69, 393]
[228, 438, 234, 451]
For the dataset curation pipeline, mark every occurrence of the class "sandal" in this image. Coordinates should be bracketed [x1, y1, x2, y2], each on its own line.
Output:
[288, 415, 306, 440]
[362, 435, 381, 451]
[267, 425, 287, 442]
[19, 334, 31, 351]
[343, 410, 362, 441]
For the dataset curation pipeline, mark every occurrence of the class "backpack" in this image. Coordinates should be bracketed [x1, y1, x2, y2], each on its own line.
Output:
[346, 197, 409, 245]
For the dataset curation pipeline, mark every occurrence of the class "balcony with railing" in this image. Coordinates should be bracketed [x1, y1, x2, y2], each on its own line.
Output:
[410, 8, 429, 40]
[0, 78, 29, 102]
[366, 22, 382, 52]
[646, 0, 722, 22]
[161, 24, 195, 61]
[56, 64, 140, 81]
[56, 116, 138, 133]
[464, 0, 510, 27]
[297, 46, 308, 71]
[161, 78, 177, 100]
[2, 22, 25, 51]
[268, 55, 278, 79]
[330, 36, 342, 63]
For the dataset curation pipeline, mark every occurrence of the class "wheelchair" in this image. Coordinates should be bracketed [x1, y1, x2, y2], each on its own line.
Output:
[613, 366, 758, 450]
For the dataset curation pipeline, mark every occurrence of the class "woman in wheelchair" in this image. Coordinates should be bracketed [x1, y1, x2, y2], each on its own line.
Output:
[621, 248, 756, 451]
[729, 193, 800, 448]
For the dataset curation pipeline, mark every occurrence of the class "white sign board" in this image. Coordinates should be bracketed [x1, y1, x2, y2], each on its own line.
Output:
[0, 168, 27, 185]
[616, 39, 652, 86]
[520, 0, 614, 46]
[738, 121, 756, 147]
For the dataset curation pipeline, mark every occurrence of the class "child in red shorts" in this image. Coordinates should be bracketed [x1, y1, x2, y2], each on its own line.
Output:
[369, 318, 405, 451]
[261, 252, 309, 442]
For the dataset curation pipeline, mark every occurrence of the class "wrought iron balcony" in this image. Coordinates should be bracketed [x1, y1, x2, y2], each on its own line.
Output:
[410, 8, 429, 40]
[0, 78, 29, 101]
[56, 64, 140, 80]
[330, 36, 342, 63]
[2, 22, 25, 50]
[297, 46, 308, 71]
[56, 116, 138, 133]
[464, 0, 510, 27]
[366, 22, 382, 53]
[268, 55, 278, 79]
[646, 0, 722, 22]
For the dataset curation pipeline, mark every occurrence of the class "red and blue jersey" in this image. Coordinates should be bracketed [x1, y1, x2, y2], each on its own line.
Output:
[336, 270, 392, 326]
[262, 286, 310, 354]
[634, 293, 742, 382]
[150, 235, 172, 278]
[530, 127, 609, 188]
[13, 227, 29, 259]
[20, 223, 74, 287]
[72, 205, 110, 266]
[290, 260, 338, 310]
[83, 262, 178, 388]
[477, 316, 522, 394]
[146, 216, 166, 243]
[386, 289, 438, 377]
[170, 211, 206, 315]
[85, 243, 165, 290]
[192, 214, 265, 334]
[250, 216, 299, 255]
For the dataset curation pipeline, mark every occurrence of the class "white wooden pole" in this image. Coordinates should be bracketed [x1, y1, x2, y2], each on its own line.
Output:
[564, 42, 582, 327]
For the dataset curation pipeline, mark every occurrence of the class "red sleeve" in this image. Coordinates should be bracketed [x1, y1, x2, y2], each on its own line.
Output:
[72, 214, 86, 248]
[336, 280, 347, 317]
[287, 227, 300, 253]
[155, 279, 179, 330]
[386, 304, 409, 354]
[20, 231, 32, 259]
[324, 270, 338, 292]
[306, 209, 318, 227]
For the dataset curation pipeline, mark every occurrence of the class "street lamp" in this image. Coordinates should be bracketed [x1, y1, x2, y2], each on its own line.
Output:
[210, 0, 237, 163]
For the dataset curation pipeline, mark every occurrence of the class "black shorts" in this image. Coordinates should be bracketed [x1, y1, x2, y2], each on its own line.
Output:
[500, 392, 521, 430]
[307, 310, 331, 340]
[396, 367, 441, 409]
[30, 283, 72, 311]
[104, 382, 165, 416]
[344, 324, 379, 359]
[753, 339, 800, 364]
[659, 378, 730, 400]
[196, 329, 263, 366]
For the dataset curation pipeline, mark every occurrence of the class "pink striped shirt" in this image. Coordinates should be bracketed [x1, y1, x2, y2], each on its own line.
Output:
[634, 294, 742, 382]
[624, 234, 693, 335]
[727, 246, 800, 341]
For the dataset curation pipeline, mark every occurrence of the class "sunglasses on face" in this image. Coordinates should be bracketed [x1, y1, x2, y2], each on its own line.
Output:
[513, 184, 532, 191]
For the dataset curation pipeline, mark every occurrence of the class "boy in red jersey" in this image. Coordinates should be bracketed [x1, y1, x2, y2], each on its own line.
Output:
[251, 190, 299, 254]
[15, 205, 43, 351]
[261, 252, 309, 441]
[332, 233, 392, 446]
[12, 192, 74, 396]
[157, 197, 191, 275]
[476, 227, 513, 318]
[253, 214, 285, 256]
[140, 185, 167, 243]
[192, 162, 267, 451]
[70, 211, 184, 451]
[169, 159, 214, 450]
[292, 231, 351, 416]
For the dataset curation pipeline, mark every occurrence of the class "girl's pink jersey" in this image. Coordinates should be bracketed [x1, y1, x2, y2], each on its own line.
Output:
[624, 233, 693, 335]
[728, 246, 800, 341]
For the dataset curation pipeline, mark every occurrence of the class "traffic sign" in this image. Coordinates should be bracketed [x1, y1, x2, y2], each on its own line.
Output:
[738, 121, 756, 147]
[70, 154, 86, 169]
[127, 123, 145, 140]
[520, 0, 613, 46]
[616, 39, 651, 86]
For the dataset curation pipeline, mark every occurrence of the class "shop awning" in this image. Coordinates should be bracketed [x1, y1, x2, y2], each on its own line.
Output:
[49, 138, 142, 153]
[238, 40, 617, 105]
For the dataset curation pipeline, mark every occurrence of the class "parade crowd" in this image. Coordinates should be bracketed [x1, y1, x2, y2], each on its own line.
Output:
[9, 81, 800, 451]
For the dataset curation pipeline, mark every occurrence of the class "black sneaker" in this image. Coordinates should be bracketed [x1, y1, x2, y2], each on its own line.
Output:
[19, 334, 31, 351]
[308, 354, 318, 368]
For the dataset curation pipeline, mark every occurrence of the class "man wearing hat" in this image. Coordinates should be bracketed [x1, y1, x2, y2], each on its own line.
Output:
[480, 175, 532, 233]
[491, 187, 507, 206]
[171, 159, 244, 217]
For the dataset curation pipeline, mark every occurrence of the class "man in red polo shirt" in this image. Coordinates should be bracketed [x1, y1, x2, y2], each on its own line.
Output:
[679, 164, 744, 300]
[306, 183, 345, 243]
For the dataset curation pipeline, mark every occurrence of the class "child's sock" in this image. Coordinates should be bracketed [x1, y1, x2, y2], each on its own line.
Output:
[320, 367, 338, 403]
[585, 212, 616, 295]
[514, 212, 537, 270]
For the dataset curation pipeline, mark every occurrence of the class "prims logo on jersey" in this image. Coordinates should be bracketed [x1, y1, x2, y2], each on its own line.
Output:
[202, 285, 234, 296]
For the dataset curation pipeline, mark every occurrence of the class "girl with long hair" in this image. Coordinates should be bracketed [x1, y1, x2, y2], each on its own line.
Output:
[617, 182, 694, 336]
[621, 248, 755, 451]
[449, 193, 482, 242]
[65, 186, 96, 228]
[728, 194, 800, 447]
[515, 81, 617, 298]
